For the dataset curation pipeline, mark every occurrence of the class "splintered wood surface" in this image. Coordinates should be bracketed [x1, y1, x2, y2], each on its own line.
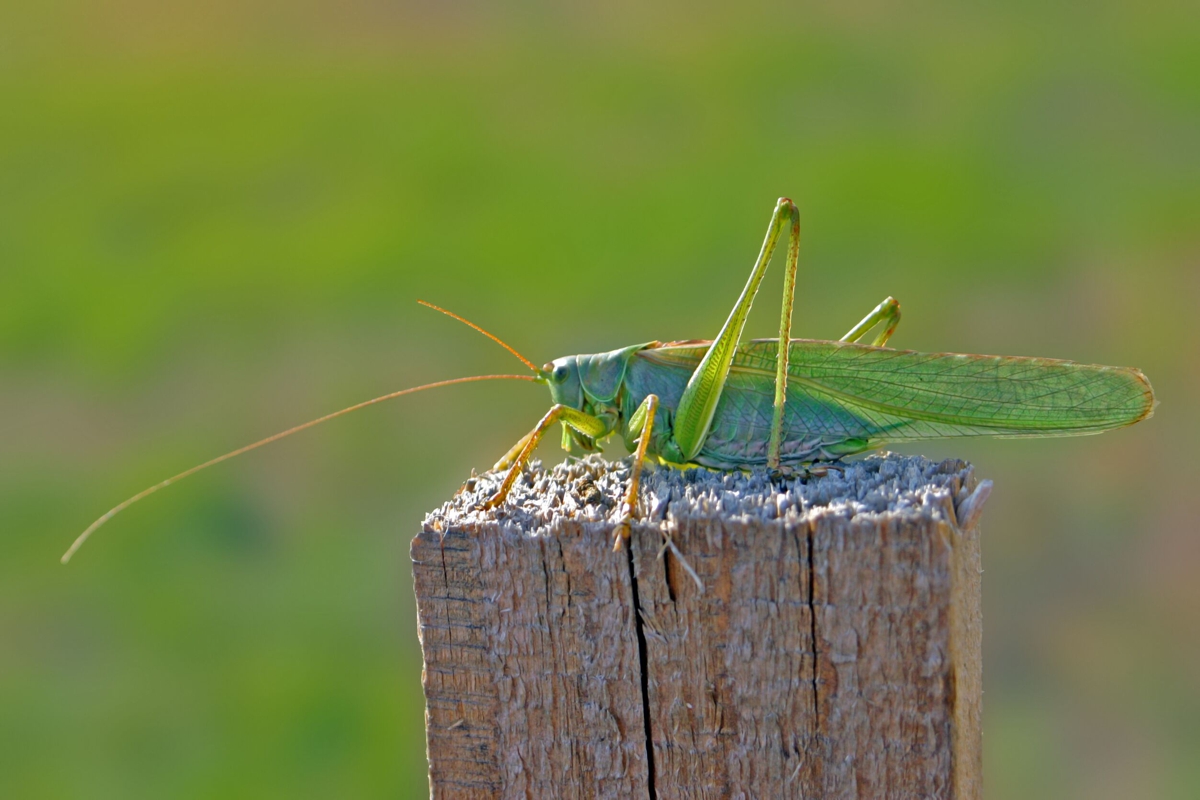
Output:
[411, 454, 988, 799]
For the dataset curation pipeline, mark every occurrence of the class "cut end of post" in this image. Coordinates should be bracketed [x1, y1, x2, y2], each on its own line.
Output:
[427, 452, 982, 537]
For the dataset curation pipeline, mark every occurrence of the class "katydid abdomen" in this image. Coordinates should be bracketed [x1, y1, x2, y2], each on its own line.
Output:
[622, 338, 1155, 470]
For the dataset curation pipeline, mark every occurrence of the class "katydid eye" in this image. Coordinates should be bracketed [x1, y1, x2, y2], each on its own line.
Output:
[542, 362, 569, 382]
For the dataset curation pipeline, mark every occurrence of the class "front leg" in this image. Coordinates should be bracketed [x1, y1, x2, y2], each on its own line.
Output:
[613, 394, 659, 552]
[492, 431, 535, 471]
[482, 405, 608, 510]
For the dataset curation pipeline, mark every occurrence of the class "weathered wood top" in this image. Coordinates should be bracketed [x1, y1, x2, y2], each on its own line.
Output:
[414, 454, 988, 799]
[427, 453, 987, 538]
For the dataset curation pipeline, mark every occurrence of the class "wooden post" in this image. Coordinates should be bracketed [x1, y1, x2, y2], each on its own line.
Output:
[412, 454, 989, 799]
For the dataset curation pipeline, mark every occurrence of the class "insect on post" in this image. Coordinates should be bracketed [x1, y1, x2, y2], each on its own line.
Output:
[64, 198, 1155, 798]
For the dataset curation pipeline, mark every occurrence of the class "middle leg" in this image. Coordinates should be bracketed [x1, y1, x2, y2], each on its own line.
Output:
[613, 393, 659, 552]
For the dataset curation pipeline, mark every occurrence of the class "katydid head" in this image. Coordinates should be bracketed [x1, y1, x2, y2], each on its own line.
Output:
[544, 345, 655, 410]
[542, 357, 585, 408]
[541, 356, 596, 455]
[541, 345, 656, 455]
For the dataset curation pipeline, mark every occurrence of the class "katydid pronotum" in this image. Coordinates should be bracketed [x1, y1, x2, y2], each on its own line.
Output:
[62, 197, 1155, 561]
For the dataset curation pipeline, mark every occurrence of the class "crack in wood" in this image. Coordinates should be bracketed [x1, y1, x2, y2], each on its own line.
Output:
[625, 536, 658, 800]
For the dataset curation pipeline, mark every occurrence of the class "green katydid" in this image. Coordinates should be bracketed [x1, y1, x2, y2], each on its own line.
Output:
[62, 197, 1155, 562]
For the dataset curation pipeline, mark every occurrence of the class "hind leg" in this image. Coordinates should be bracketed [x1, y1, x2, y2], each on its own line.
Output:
[841, 296, 901, 346]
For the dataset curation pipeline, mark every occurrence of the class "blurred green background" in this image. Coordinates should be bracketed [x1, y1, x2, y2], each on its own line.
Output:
[2, 1, 1197, 797]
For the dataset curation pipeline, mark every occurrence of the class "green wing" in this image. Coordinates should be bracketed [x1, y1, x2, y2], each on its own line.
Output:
[644, 338, 1155, 444]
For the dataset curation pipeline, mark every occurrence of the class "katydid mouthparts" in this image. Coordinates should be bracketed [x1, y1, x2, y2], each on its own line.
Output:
[62, 197, 1156, 562]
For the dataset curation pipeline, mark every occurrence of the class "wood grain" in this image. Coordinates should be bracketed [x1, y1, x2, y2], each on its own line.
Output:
[412, 454, 987, 799]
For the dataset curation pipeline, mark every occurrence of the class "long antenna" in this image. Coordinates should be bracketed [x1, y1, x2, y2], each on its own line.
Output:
[418, 300, 540, 373]
[62, 373, 536, 564]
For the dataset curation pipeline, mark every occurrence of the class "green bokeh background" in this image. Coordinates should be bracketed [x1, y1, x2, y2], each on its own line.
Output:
[2, 2, 1197, 797]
